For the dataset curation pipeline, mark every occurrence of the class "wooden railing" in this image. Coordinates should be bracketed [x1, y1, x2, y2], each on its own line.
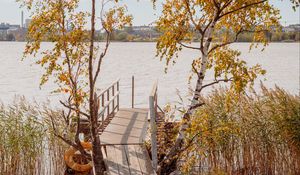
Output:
[97, 78, 120, 132]
[149, 80, 158, 171]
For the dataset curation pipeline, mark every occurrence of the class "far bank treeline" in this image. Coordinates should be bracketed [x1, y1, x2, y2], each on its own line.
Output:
[3, 25, 300, 42]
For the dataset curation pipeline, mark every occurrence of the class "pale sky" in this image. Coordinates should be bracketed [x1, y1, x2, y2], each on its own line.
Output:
[0, 0, 299, 26]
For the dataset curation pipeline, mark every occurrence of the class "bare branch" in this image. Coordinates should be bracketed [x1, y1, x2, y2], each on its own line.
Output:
[93, 31, 111, 84]
[60, 100, 90, 118]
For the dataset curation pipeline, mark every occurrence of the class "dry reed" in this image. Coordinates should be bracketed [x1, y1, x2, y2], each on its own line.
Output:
[0, 97, 67, 175]
[167, 85, 299, 175]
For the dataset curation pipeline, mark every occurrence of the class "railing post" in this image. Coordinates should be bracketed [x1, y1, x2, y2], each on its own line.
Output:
[112, 85, 115, 113]
[107, 89, 110, 116]
[101, 94, 104, 131]
[117, 81, 119, 110]
[132, 76, 134, 108]
[149, 92, 158, 171]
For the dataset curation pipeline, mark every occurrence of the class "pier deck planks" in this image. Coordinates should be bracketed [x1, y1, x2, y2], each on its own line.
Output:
[103, 145, 155, 175]
[100, 108, 149, 145]
[100, 108, 155, 175]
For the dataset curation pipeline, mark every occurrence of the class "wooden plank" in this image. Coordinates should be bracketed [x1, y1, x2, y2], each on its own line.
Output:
[114, 145, 131, 175]
[100, 108, 149, 145]
[126, 145, 143, 175]
[104, 146, 120, 175]
[134, 145, 156, 175]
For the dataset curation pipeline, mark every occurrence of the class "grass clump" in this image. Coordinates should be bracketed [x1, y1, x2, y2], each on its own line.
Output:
[0, 97, 66, 175]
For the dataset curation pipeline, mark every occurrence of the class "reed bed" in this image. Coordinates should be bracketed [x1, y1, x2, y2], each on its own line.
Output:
[174, 86, 299, 174]
[0, 97, 66, 175]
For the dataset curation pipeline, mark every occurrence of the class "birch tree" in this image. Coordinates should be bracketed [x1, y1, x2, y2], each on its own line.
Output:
[18, 0, 132, 174]
[153, 0, 296, 173]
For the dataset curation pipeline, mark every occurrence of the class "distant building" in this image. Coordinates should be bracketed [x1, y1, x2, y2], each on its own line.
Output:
[289, 24, 300, 31]
[25, 19, 32, 28]
[0, 23, 10, 29]
[283, 27, 296, 32]
[0, 23, 21, 40]
[132, 26, 153, 31]
[283, 24, 300, 32]
[0, 23, 20, 30]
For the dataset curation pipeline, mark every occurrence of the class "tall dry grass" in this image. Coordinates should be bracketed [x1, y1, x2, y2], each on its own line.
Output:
[177, 85, 300, 175]
[0, 97, 66, 175]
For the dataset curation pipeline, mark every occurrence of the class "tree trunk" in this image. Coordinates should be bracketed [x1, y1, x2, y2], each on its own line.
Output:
[88, 0, 105, 174]
[90, 93, 105, 174]
[158, 17, 217, 174]
[91, 120, 105, 174]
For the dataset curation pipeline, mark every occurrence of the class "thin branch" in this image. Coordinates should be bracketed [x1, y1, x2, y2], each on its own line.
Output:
[177, 124, 224, 155]
[93, 0, 112, 86]
[220, 0, 233, 12]
[60, 3, 76, 88]
[47, 109, 92, 160]
[179, 42, 201, 50]
[191, 60, 201, 79]
[213, 0, 220, 9]
[93, 31, 111, 84]
[183, 0, 203, 33]
[189, 102, 205, 111]
[60, 100, 90, 118]
[208, 28, 244, 55]
[219, 0, 267, 18]
[208, 28, 269, 55]
[200, 78, 233, 91]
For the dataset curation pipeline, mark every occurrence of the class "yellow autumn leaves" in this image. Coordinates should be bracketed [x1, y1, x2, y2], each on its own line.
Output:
[21, 0, 132, 108]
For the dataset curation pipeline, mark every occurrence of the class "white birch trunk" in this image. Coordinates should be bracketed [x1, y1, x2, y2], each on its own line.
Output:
[158, 17, 217, 174]
[192, 21, 215, 105]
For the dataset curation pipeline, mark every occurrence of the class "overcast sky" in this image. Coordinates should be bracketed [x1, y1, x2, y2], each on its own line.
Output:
[0, 0, 299, 26]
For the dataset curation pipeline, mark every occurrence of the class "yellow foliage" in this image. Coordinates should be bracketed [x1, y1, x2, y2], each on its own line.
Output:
[20, 0, 132, 108]
[156, 0, 280, 93]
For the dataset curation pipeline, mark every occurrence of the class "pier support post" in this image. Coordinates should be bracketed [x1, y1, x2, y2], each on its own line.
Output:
[149, 81, 158, 171]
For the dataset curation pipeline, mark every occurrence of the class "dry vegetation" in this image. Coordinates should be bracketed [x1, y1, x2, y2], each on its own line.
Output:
[159, 85, 300, 175]
[0, 97, 66, 175]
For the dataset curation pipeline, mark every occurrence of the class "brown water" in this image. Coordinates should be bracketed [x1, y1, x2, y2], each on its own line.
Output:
[0, 42, 299, 108]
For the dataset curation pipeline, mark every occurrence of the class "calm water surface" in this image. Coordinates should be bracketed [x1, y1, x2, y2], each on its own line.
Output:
[0, 42, 299, 108]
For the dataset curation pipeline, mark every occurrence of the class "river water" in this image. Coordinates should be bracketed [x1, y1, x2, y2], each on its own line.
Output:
[0, 42, 299, 108]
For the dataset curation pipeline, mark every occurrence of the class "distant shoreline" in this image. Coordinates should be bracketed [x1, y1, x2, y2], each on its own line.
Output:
[0, 40, 300, 43]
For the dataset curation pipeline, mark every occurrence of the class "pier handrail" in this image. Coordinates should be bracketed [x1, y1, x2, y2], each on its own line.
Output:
[97, 78, 120, 98]
[97, 78, 120, 131]
[149, 80, 158, 171]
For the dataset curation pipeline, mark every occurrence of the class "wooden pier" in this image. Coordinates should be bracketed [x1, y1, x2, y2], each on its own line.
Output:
[90, 78, 159, 175]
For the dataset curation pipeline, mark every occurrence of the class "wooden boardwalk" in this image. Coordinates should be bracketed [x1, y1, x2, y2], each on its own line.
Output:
[87, 78, 158, 175]
[100, 108, 148, 145]
[100, 108, 155, 175]
[102, 144, 154, 175]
